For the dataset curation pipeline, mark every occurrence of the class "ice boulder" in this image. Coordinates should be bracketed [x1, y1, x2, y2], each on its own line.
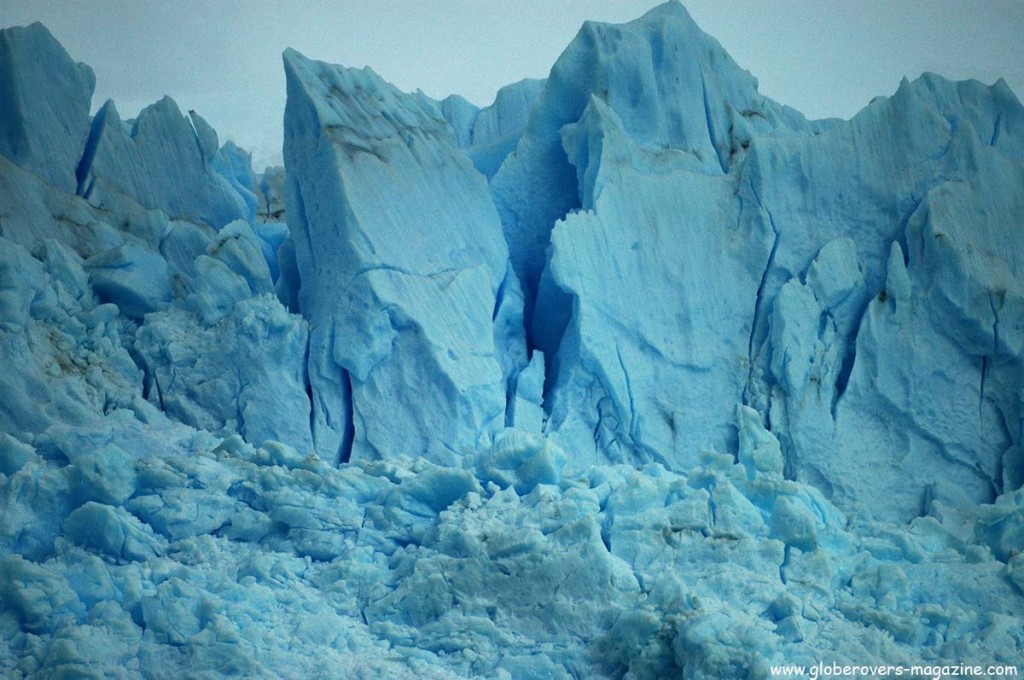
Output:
[63, 502, 166, 562]
[85, 242, 172, 319]
[476, 429, 566, 494]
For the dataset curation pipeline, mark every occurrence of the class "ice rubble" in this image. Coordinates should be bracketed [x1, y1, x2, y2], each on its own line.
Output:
[1, 4, 1023, 678]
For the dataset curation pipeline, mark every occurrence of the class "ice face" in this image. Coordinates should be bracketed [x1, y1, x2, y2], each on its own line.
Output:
[1, 2, 1023, 677]
[282, 50, 526, 466]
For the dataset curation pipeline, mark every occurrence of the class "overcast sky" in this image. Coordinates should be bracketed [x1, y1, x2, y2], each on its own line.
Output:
[2, 0, 1022, 169]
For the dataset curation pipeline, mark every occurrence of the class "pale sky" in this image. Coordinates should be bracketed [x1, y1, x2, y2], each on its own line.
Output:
[2, 0, 1022, 169]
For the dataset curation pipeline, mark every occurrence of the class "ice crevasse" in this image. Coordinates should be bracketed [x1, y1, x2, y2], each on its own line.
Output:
[1, 2, 1023, 678]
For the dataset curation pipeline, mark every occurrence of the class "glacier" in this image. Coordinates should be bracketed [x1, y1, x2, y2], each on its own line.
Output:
[1, 3, 1023, 678]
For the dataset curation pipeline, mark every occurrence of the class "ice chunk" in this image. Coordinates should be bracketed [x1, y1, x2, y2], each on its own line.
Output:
[0, 23, 95, 193]
[736, 405, 784, 478]
[78, 96, 250, 228]
[63, 502, 166, 561]
[769, 496, 819, 552]
[158, 219, 215, 289]
[439, 94, 479, 148]
[85, 243, 172, 319]
[255, 165, 287, 223]
[135, 296, 312, 451]
[541, 144, 771, 470]
[0, 238, 50, 330]
[477, 429, 566, 494]
[508, 350, 545, 432]
[472, 79, 545, 148]
[0, 555, 83, 634]
[205, 220, 273, 298]
[252, 221, 289, 281]
[0, 434, 35, 476]
[68, 443, 137, 506]
[283, 49, 525, 464]
[464, 78, 544, 178]
[212, 140, 260, 223]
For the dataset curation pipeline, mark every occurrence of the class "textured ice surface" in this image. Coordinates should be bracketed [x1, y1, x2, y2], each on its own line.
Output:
[1, 2, 1023, 678]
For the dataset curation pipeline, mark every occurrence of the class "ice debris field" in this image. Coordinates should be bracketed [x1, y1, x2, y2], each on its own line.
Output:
[1, 2, 1023, 678]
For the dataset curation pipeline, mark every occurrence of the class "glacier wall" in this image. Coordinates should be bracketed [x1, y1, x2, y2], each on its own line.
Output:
[281, 2, 1024, 523]
[1, 4, 1023, 678]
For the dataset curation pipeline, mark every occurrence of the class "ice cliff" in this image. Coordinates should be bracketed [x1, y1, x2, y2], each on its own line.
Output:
[1, 4, 1023, 678]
